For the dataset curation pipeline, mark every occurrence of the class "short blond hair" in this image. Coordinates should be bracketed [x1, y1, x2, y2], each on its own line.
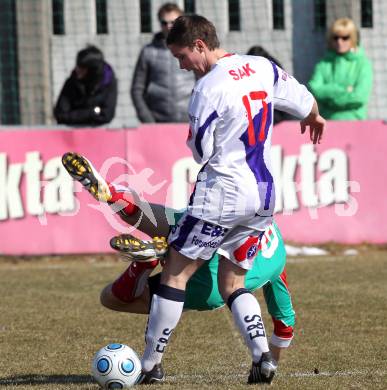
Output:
[328, 18, 358, 49]
[158, 3, 182, 21]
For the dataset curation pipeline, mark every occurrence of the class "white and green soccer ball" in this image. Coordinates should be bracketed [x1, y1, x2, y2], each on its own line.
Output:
[91, 343, 141, 389]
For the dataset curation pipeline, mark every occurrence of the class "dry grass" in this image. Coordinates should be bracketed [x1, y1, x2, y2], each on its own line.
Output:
[0, 250, 386, 389]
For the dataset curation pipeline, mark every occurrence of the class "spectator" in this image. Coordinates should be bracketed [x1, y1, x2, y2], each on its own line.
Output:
[54, 45, 117, 126]
[130, 3, 195, 123]
[309, 18, 373, 120]
[247, 45, 294, 125]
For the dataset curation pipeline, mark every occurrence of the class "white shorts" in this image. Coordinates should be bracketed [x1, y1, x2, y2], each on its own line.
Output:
[168, 212, 265, 270]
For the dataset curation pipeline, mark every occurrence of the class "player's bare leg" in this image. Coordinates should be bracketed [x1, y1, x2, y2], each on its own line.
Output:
[269, 344, 282, 362]
[61, 152, 171, 237]
[118, 203, 171, 238]
[217, 255, 246, 299]
[100, 251, 160, 314]
[159, 247, 204, 289]
[100, 283, 151, 314]
[269, 319, 293, 363]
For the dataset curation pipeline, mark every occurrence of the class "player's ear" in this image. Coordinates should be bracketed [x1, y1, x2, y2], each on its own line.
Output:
[194, 39, 206, 53]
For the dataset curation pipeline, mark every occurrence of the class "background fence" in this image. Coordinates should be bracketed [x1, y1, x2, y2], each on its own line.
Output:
[0, 0, 385, 127]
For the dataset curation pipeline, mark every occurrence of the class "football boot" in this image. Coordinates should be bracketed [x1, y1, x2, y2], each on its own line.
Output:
[248, 351, 277, 385]
[110, 234, 168, 262]
[62, 152, 112, 202]
[137, 363, 165, 384]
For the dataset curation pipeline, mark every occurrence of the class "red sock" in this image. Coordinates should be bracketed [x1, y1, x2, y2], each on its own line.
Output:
[111, 260, 159, 303]
[108, 184, 139, 216]
[272, 318, 294, 339]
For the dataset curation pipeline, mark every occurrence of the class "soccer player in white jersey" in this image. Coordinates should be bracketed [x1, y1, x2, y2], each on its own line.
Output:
[136, 15, 325, 385]
[62, 151, 295, 385]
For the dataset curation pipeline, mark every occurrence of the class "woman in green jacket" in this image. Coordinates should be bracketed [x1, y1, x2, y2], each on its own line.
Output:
[309, 18, 373, 120]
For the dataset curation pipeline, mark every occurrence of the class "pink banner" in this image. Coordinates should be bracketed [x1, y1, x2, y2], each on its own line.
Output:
[271, 120, 387, 243]
[0, 121, 386, 255]
[125, 121, 387, 244]
[0, 129, 127, 254]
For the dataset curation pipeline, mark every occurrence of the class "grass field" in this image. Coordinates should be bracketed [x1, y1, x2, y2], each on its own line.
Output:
[0, 249, 386, 390]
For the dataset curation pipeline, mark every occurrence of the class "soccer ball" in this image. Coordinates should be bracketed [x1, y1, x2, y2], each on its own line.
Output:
[91, 343, 142, 389]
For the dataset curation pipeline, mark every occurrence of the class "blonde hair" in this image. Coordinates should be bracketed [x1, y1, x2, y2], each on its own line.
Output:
[328, 18, 358, 50]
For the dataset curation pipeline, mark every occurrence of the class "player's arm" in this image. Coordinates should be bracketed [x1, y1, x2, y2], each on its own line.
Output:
[272, 64, 325, 144]
[187, 90, 219, 164]
[300, 99, 325, 144]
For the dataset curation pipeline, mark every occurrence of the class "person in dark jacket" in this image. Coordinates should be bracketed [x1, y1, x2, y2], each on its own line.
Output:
[130, 3, 195, 123]
[247, 46, 294, 125]
[54, 45, 117, 126]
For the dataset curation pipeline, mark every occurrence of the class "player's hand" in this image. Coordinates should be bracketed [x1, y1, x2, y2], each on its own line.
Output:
[300, 100, 325, 144]
[300, 114, 325, 144]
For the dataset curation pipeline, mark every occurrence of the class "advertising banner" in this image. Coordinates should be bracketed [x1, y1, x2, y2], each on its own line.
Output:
[0, 128, 127, 254]
[0, 121, 386, 254]
[125, 121, 387, 244]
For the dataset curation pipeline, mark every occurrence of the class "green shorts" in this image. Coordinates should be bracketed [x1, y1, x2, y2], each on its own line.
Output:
[149, 217, 294, 326]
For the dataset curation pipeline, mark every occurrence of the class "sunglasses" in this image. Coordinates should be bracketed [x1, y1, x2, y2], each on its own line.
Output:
[160, 20, 175, 26]
[333, 35, 350, 41]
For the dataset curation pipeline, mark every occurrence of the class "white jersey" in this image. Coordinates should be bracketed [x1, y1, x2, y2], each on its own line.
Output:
[186, 54, 314, 230]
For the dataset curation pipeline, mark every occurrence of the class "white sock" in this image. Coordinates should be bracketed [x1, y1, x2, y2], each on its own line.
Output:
[141, 285, 185, 372]
[228, 289, 269, 362]
[109, 183, 131, 192]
